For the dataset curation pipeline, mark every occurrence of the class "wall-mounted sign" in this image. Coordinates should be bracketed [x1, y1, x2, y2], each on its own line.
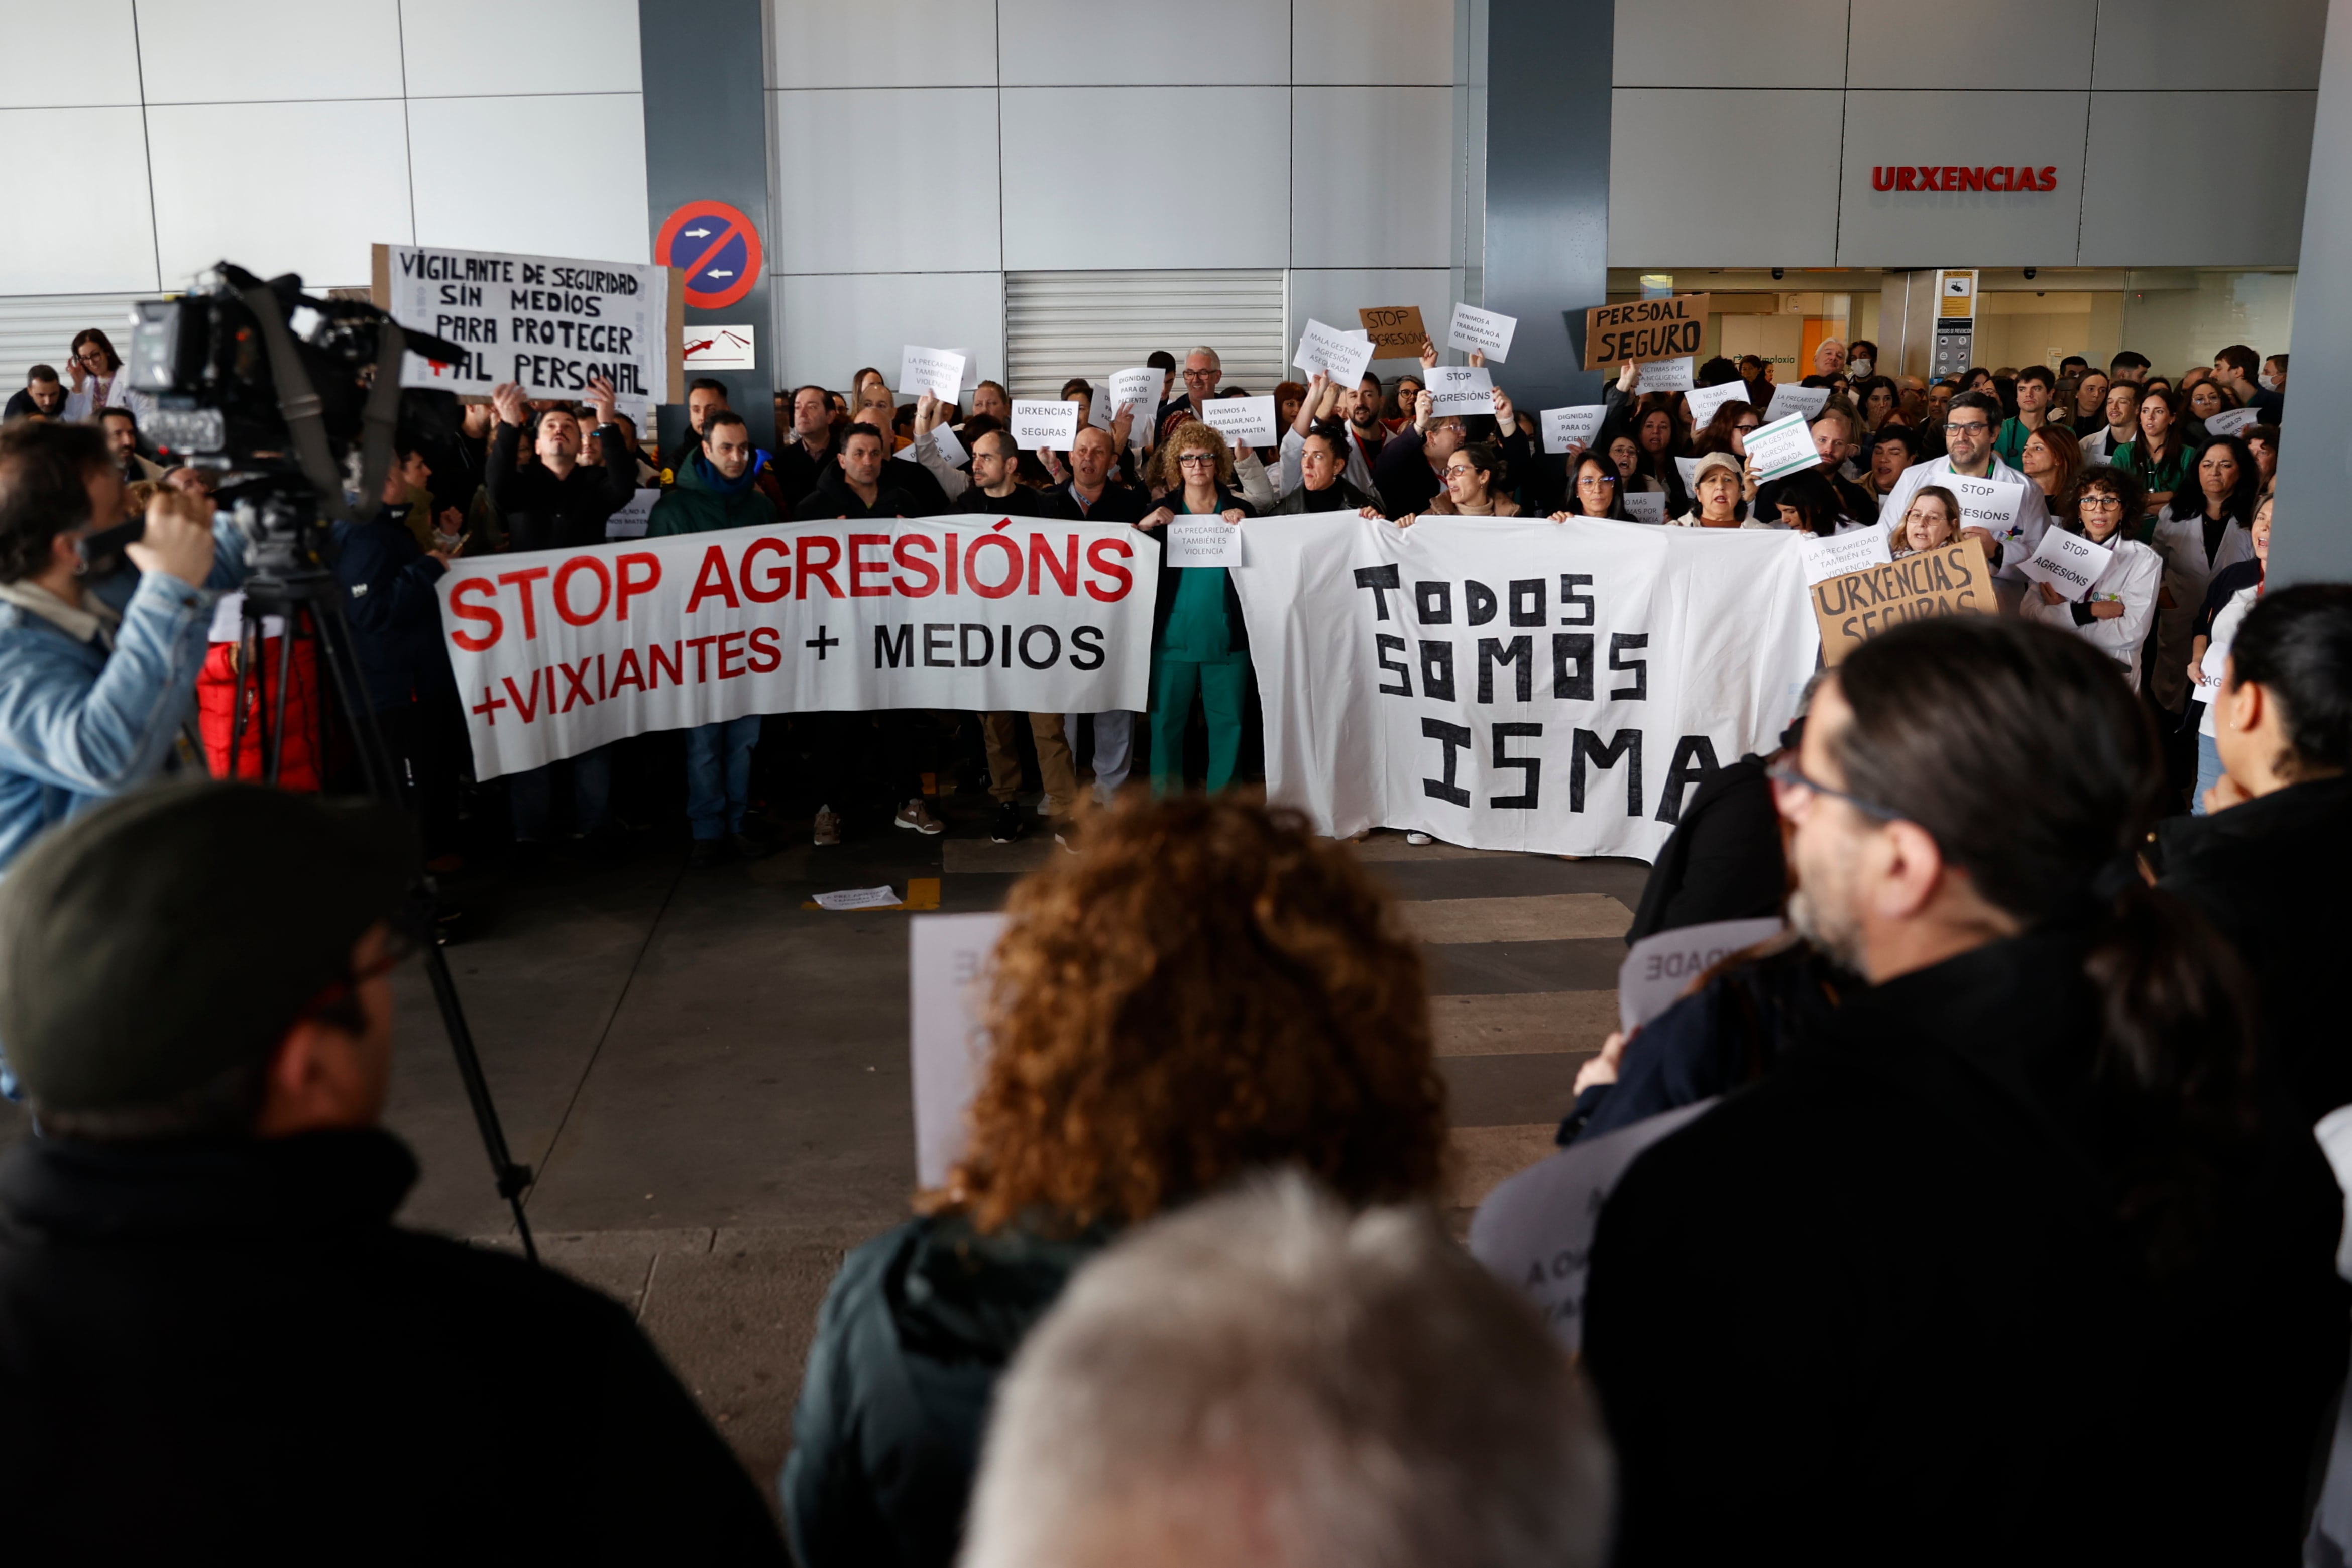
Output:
[1872, 165, 2058, 192]
[1933, 267, 1978, 376]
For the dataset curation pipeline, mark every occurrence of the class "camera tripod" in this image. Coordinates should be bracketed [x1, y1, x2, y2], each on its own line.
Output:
[226, 548, 539, 1263]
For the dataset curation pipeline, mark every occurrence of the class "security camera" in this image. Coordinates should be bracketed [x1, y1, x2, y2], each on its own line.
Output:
[1771, 267, 1785, 281]
[2023, 267, 2038, 280]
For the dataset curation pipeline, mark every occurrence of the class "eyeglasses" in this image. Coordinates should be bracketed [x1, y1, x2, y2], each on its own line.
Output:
[1945, 419, 1990, 434]
[2079, 493, 2123, 509]
[1182, 369, 1216, 381]
[1177, 453, 1216, 466]
[1577, 473, 1615, 487]
[1443, 464, 1481, 478]
[1765, 761, 1907, 825]
[1735, 422, 1761, 433]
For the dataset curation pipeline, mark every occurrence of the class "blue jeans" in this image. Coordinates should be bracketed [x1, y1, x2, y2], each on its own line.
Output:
[688, 715, 762, 839]
[1067, 711, 1136, 805]
[2192, 729, 2224, 816]
[510, 745, 612, 841]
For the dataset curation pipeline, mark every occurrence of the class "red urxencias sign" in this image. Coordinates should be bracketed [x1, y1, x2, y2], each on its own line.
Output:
[1874, 165, 2059, 192]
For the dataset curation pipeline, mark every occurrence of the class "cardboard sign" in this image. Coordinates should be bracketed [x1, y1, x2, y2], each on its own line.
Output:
[2017, 524, 2115, 602]
[1799, 526, 1894, 585]
[604, 487, 659, 539]
[909, 912, 1009, 1188]
[1009, 398, 1080, 451]
[683, 323, 755, 370]
[1540, 404, 1607, 455]
[1447, 302, 1518, 363]
[1166, 517, 1243, 568]
[1617, 917, 1786, 1033]
[1469, 1100, 1718, 1352]
[1358, 304, 1428, 354]
[2204, 405, 2261, 437]
[1294, 318, 1377, 386]
[1201, 394, 1278, 446]
[1764, 383, 1830, 424]
[1624, 490, 1667, 525]
[1683, 380, 1752, 428]
[1425, 364, 1494, 417]
[1810, 535, 1995, 665]
[898, 344, 967, 401]
[1632, 357, 1694, 394]
[1743, 410, 1820, 483]
[1584, 292, 1711, 370]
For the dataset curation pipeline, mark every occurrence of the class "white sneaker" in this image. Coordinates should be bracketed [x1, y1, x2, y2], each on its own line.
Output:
[895, 798, 944, 836]
[1406, 832, 1433, 846]
[812, 807, 841, 846]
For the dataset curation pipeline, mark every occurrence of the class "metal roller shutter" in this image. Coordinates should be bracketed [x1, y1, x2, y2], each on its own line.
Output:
[0, 293, 165, 392]
[1003, 270, 1288, 401]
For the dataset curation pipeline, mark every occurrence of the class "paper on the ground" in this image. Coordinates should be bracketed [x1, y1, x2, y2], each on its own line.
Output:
[1425, 364, 1494, 417]
[1799, 526, 1893, 585]
[1009, 398, 1080, 451]
[1540, 404, 1608, 455]
[605, 487, 659, 539]
[909, 911, 1009, 1188]
[1447, 302, 1517, 363]
[1617, 917, 1786, 1033]
[1624, 491, 1667, 525]
[1470, 1099, 1719, 1352]
[898, 345, 966, 401]
[1294, 318, 1377, 386]
[1107, 366, 1160, 442]
[1764, 383, 1830, 424]
[1202, 394, 1277, 446]
[1633, 356, 1694, 393]
[1743, 411, 1821, 483]
[2016, 523, 2115, 601]
[815, 885, 902, 911]
[2204, 406, 2261, 437]
[1166, 517, 1243, 568]
[1683, 380, 1752, 428]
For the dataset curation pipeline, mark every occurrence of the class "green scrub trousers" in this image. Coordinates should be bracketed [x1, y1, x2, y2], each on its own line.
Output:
[1150, 559, 1249, 795]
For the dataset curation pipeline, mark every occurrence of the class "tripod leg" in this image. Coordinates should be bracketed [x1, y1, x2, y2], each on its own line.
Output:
[268, 617, 294, 788]
[228, 616, 258, 779]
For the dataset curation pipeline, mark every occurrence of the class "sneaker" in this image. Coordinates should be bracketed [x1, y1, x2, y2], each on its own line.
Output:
[990, 801, 1027, 843]
[895, 798, 944, 836]
[688, 837, 728, 869]
[813, 807, 842, 847]
[730, 831, 778, 862]
[1405, 832, 1433, 847]
[1051, 818, 1079, 855]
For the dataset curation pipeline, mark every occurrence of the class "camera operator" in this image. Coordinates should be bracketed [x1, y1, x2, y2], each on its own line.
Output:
[0, 419, 244, 873]
[0, 782, 790, 1559]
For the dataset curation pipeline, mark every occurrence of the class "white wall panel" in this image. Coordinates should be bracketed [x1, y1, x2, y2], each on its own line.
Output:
[2079, 92, 2315, 266]
[410, 96, 650, 263]
[1286, 268, 1453, 369]
[996, 0, 1286, 86]
[1292, 0, 1453, 85]
[778, 271, 1003, 391]
[0, 108, 158, 293]
[1000, 88, 1287, 268]
[401, 0, 644, 97]
[1836, 92, 2089, 266]
[772, 88, 1000, 273]
[148, 100, 410, 287]
[770, 0, 999, 89]
[1847, 0, 2097, 89]
[1609, 90, 1844, 266]
[0, 2, 142, 107]
[136, 0, 405, 103]
[2091, 0, 2326, 89]
[1613, 0, 1850, 88]
[1292, 88, 1452, 268]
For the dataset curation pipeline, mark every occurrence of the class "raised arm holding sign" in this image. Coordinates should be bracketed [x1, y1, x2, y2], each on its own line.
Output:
[1293, 319, 1377, 387]
[898, 345, 966, 402]
[1446, 303, 1517, 363]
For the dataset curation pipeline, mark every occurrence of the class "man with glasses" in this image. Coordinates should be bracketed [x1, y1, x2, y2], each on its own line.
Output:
[1871, 390, 2049, 602]
[1155, 346, 1225, 445]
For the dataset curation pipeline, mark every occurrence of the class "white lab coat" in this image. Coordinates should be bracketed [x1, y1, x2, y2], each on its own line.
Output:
[61, 374, 153, 423]
[2018, 536, 2162, 691]
[1874, 454, 2050, 582]
[2146, 513, 2256, 710]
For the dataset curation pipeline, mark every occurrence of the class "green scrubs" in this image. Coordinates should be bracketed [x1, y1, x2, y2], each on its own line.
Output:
[1149, 504, 1249, 795]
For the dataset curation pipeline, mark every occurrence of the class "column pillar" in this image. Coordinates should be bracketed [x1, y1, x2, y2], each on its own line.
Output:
[2272, 0, 2351, 584]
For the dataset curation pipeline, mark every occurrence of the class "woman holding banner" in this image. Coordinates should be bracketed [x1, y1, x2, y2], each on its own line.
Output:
[1667, 452, 1762, 529]
[1139, 422, 1257, 796]
[2021, 464, 2164, 691]
[1548, 450, 1637, 523]
[1416, 440, 1521, 520]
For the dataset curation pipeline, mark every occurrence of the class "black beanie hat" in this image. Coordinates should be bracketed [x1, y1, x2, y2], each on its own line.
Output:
[0, 781, 412, 1113]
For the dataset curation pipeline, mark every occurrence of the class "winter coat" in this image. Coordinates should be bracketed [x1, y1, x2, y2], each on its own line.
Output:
[647, 451, 779, 536]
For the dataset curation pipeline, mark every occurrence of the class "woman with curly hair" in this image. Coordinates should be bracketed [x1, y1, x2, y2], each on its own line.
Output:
[781, 797, 1448, 1568]
[1138, 419, 1257, 794]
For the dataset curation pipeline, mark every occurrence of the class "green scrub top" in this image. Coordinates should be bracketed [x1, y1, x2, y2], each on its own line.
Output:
[1158, 497, 1243, 661]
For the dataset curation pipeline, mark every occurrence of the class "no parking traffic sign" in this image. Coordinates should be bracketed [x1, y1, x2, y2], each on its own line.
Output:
[655, 200, 764, 310]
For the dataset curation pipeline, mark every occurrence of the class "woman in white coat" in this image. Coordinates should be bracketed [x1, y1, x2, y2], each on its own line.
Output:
[2021, 464, 2163, 690]
[2146, 435, 2259, 715]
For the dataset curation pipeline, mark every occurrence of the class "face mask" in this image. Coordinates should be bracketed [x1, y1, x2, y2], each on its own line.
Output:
[1847, 358, 1872, 378]
[2259, 373, 2277, 391]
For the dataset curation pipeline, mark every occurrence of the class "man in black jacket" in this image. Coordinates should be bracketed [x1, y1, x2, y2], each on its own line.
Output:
[773, 384, 838, 515]
[482, 377, 637, 551]
[0, 783, 788, 1562]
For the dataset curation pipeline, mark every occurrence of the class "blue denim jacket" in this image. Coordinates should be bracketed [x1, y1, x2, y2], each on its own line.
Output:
[0, 517, 247, 874]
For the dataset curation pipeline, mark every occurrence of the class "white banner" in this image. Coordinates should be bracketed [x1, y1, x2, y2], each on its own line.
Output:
[1231, 516, 1820, 859]
[377, 242, 669, 409]
[437, 518, 1161, 780]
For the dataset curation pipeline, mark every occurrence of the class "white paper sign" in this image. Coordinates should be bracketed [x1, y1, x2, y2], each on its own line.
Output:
[1009, 399, 1080, 451]
[1632, 356, 1695, 393]
[1743, 411, 1820, 483]
[898, 344, 967, 402]
[604, 487, 660, 539]
[683, 324, 755, 370]
[1425, 364, 1494, 417]
[909, 911, 1008, 1188]
[1166, 517, 1243, 568]
[902, 421, 966, 469]
[2204, 406, 2261, 437]
[1202, 394, 1278, 446]
[1294, 318, 1377, 387]
[1540, 404, 1608, 455]
[1106, 366, 1160, 443]
[379, 242, 670, 410]
[1617, 917, 1785, 1033]
[1948, 475, 2027, 546]
[1798, 526, 1894, 585]
[1470, 1100, 1718, 1351]
[1764, 383, 1831, 424]
[1683, 381, 1751, 428]
[1624, 490, 1667, 525]
[2017, 524, 2116, 602]
[1674, 455, 1703, 493]
[1447, 303, 1518, 363]
[815, 885, 902, 910]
